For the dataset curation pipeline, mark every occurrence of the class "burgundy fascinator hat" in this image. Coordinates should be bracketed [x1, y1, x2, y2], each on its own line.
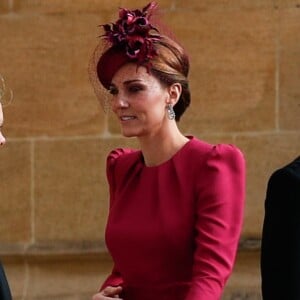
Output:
[97, 2, 160, 89]
[89, 2, 161, 101]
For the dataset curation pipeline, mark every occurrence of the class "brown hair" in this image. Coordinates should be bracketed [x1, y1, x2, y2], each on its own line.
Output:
[150, 35, 191, 121]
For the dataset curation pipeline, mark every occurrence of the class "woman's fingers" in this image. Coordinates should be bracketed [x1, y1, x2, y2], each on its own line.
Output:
[92, 286, 123, 300]
[103, 286, 123, 296]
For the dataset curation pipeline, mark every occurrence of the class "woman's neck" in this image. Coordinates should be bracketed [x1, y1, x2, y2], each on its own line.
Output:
[138, 124, 189, 167]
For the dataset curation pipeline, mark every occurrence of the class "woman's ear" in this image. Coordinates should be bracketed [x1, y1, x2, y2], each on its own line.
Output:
[167, 83, 182, 105]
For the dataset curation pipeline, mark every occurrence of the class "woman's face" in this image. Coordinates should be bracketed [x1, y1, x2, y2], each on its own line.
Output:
[109, 63, 171, 138]
[0, 103, 5, 146]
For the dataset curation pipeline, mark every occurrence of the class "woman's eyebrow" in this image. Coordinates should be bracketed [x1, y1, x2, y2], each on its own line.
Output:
[123, 79, 143, 85]
[111, 79, 143, 88]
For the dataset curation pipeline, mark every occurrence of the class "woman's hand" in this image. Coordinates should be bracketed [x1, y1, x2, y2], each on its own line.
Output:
[92, 286, 123, 300]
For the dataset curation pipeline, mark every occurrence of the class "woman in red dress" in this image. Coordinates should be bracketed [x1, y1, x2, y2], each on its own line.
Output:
[90, 2, 245, 300]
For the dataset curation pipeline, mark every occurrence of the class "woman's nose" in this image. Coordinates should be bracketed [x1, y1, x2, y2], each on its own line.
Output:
[112, 95, 129, 109]
[0, 132, 6, 146]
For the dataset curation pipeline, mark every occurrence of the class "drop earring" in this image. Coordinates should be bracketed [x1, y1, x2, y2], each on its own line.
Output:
[166, 104, 176, 120]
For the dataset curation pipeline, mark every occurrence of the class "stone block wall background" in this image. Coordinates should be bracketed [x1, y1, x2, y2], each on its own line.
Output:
[0, 0, 299, 299]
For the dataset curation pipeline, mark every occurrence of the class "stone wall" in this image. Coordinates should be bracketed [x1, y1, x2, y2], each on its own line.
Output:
[0, 0, 299, 299]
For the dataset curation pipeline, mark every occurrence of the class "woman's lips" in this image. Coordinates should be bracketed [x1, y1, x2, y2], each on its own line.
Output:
[119, 116, 137, 121]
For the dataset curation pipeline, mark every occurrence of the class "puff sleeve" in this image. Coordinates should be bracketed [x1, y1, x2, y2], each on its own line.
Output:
[185, 144, 246, 300]
[99, 149, 132, 291]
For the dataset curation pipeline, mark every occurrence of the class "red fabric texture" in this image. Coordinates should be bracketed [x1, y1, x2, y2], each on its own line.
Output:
[101, 136, 245, 300]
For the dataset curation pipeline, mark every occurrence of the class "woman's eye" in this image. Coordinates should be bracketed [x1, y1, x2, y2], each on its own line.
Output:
[109, 87, 118, 95]
[128, 85, 143, 93]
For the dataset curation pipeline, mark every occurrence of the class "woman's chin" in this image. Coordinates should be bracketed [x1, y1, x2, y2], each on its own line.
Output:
[121, 130, 138, 138]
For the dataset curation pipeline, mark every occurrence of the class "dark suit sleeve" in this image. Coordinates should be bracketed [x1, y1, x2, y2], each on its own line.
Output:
[261, 166, 300, 300]
[0, 264, 12, 300]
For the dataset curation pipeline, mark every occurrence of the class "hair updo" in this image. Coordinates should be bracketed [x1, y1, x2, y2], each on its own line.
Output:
[150, 35, 190, 121]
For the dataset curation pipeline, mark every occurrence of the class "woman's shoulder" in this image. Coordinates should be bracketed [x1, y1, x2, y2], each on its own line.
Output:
[187, 136, 245, 164]
[107, 147, 136, 161]
[106, 147, 140, 171]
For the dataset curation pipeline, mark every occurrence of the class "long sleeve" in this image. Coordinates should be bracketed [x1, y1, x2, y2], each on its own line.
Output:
[100, 265, 124, 290]
[100, 149, 134, 291]
[186, 144, 245, 300]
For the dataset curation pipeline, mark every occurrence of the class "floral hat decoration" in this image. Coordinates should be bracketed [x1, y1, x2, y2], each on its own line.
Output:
[89, 1, 162, 104]
[102, 2, 160, 62]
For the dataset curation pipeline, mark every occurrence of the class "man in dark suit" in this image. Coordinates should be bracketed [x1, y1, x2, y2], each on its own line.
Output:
[0, 263, 12, 300]
[261, 156, 300, 299]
